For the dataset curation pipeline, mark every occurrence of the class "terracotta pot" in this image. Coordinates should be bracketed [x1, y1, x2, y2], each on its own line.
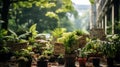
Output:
[78, 58, 87, 67]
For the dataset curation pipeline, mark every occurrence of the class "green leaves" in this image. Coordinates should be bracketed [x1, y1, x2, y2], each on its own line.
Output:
[102, 41, 117, 58]
[63, 32, 77, 54]
[45, 12, 59, 20]
[0, 29, 8, 38]
[89, 0, 95, 4]
[55, 0, 73, 13]
[52, 28, 66, 38]
[83, 39, 103, 55]
[102, 34, 120, 58]
[35, 1, 56, 8]
[29, 23, 38, 36]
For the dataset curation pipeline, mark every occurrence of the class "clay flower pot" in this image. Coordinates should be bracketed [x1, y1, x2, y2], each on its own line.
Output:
[78, 57, 87, 67]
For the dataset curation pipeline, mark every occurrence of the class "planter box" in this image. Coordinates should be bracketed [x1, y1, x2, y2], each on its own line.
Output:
[7, 42, 28, 51]
[54, 42, 65, 55]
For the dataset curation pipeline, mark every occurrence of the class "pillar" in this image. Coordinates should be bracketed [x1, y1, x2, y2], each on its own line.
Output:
[105, 15, 107, 35]
[112, 4, 114, 34]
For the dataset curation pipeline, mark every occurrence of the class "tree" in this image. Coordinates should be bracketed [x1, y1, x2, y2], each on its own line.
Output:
[0, 0, 73, 30]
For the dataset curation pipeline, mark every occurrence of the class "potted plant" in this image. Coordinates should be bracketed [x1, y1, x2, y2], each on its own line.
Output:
[37, 55, 48, 67]
[83, 39, 103, 67]
[111, 34, 120, 63]
[5, 29, 29, 51]
[102, 34, 118, 67]
[57, 31, 81, 67]
[17, 56, 29, 67]
[0, 29, 13, 62]
[15, 49, 32, 67]
[63, 32, 78, 67]
[57, 54, 65, 65]
[52, 28, 66, 41]
[102, 42, 116, 67]
[77, 48, 87, 67]
[0, 46, 13, 62]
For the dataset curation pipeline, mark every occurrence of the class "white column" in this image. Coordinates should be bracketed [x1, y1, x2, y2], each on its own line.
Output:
[112, 4, 114, 34]
[102, 19, 104, 29]
[105, 15, 107, 35]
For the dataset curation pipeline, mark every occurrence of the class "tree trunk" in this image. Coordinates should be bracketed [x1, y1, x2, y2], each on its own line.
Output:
[1, 0, 10, 30]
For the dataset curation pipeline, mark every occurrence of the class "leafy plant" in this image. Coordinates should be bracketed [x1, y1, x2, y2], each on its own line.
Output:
[52, 28, 66, 39]
[14, 49, 31, 57]
[5, 29, 28, 43]
[57, 54, 65, 65]
[75, 30, 86, 36]
[0, 46, 10, 53]
[102, 41, 116, 58]
[29, 24, 38, 36]
[63, 33, 77, 54]
[27, 24, 38, 44]
[0, 29, 8, 45]
[83, 39, 103, 56]
[77, 48, 88, 58]
[102, 34, 119, 58]
[58, 54, 64, 58]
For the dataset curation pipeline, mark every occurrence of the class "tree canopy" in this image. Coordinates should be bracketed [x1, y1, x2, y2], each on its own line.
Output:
[0, 0, 74, 31]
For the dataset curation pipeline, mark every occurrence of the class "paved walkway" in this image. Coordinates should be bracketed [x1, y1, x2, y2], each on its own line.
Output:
[31, 61, 108, 67]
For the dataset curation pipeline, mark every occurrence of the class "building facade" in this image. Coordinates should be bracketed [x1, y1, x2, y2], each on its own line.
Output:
[91, 0, 120, 35]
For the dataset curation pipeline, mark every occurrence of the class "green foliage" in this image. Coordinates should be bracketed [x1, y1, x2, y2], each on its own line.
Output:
[114, 21, 120, 34]
[29, 24, 38, 36]
[0, 29, 8, 44]
[102, 41, 116, 58]
[58, 17, 74, 31]
[45, 12, 59, 20]
[77, 48, 88, 58]
[52, 28, 66, 38]
[14, 49, 30, 57]
[8, 0, 74, 33]
[89, 0, 95, 4]
[75, 30, 86, 36]
[28, 24, 38, 44]
[63, 32, 77, 54]
[5, 29, 28, 43]
[102, 34, 120, 58]
[83, 39, 103, 55]
[55, 0, 73, 13]
[36, 2, 56, 8]
[0, 47, 10, 53]
[58, 54, 64, 58]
